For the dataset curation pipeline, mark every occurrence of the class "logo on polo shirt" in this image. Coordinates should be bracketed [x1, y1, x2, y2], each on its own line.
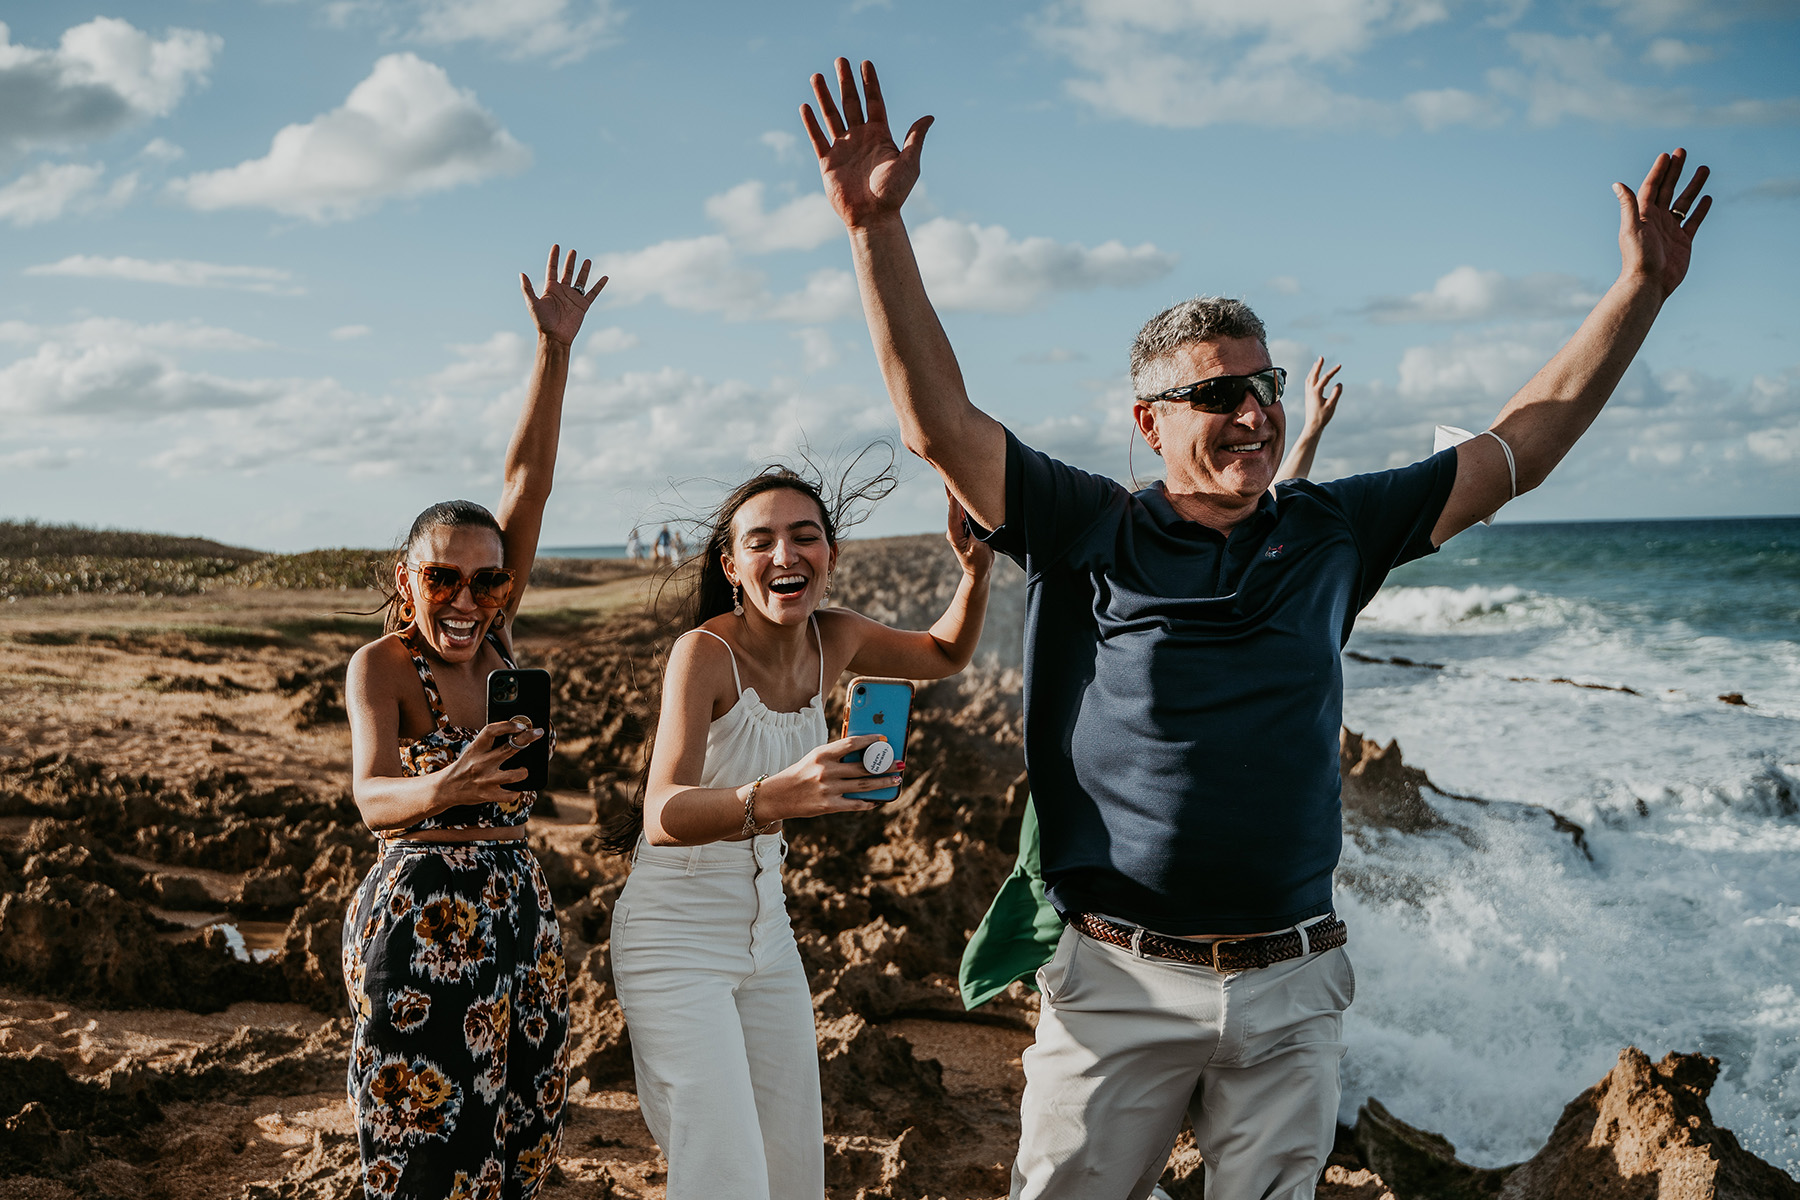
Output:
[1264, 544, 1285, 559]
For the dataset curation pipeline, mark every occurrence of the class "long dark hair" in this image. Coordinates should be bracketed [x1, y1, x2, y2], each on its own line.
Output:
[367, 500, 506, 634]
[597, 448, 897, 854]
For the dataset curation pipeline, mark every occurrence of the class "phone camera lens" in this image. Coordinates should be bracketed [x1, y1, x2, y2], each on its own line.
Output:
[856, 686, 866, 695]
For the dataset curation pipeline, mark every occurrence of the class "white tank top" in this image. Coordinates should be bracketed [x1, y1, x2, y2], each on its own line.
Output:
[686, 614, 831, 788]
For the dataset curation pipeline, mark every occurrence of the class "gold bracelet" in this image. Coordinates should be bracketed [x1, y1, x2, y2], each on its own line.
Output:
[742, 774, 769, 838]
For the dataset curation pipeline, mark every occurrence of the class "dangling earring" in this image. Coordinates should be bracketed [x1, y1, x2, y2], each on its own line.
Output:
[732, 583, 744, 617]
[823, 574, 833, 603]
[399, 597, 415, 624]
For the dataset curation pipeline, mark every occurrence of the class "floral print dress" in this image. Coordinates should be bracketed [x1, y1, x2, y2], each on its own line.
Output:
[342, 629, 569, 1200]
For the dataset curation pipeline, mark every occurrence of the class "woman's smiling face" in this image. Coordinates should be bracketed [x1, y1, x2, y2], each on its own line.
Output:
[397, 523, 508, 661]
[724, 487, 836, 625]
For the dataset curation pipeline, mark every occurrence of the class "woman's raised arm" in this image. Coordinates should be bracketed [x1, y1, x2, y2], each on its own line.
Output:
[497, 244, 608, 625]
[839, 489, 992, 681]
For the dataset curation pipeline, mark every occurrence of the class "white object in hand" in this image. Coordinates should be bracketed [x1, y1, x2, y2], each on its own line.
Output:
[861, 740, 894, 775]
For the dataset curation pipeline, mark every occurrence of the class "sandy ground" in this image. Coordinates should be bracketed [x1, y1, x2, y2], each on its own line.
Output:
[0, 569, 1036, 1200]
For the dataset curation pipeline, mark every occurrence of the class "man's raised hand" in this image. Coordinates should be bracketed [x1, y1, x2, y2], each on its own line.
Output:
[1616, 149, 1711, 302]
[520, 244, 606, 348]
[803, 58, 932, 230]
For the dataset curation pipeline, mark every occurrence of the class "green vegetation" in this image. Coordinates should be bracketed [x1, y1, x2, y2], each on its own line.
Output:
[0, 518, 639, 600]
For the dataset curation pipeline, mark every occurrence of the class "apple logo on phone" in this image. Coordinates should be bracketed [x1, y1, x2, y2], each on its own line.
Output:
[872, 712, 885, 725]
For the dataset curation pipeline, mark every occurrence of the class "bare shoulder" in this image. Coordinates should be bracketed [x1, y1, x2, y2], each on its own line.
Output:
[815, 606, 882, 670]
[349, 633, 414, 690]
[667, 622, 739, 702]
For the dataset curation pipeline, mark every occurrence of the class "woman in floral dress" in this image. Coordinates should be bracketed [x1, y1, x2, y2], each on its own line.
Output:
[341, 246, 604, 1199]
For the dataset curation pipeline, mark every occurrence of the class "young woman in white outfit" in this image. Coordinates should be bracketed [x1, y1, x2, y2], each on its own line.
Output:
[605, 467, 992, 1200]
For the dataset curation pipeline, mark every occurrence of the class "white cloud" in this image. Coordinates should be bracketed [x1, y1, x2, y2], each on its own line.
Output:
[1404, 87, 1507, 131]
[1267, 276, 1303, 296]
[1035, 2, 1800, 132]
[1363, 266, 1602, 324]
[595, 198, 1171, 321]
[596, 234, 771, 318]
[331, 324, 373, 340]
[1746, 178, 1800, 201]
[0, 446, 79, 470]
[25, 254, 302, 294]
[910, 218, 1175, 313]
[703, 181, 840, 253]
[794, 327, 838, 373]
[0, 17, 219, 156]
[138, 136, 183, 162]
[0, 162, 103, 225]
[168, 53, 531, 221]
[1395, 323, 1570, 403]
[1489, 32, 1800, 126]
[583, 326, 639, 354]
[0, 317, 265, 352]
[0, 341, 278, 417]
[1032, 0, 1446, 129]
[760, 130, 799, 162]
[412, 0, 623, 64]
[1596, 0, 1789, 33]
[1643, 37, 1716, 68]
[0, 318, 275, 419]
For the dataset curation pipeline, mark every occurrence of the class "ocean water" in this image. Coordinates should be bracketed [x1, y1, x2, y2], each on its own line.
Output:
[1337, 516, 1800, 1173]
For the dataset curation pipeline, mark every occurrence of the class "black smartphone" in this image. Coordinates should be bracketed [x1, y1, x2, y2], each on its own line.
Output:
[839, 676, 913, 802]
[486, 668, 552, 793]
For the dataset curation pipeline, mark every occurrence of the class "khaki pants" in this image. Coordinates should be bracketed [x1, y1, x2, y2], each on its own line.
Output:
[1012, 922, 1353, 1200]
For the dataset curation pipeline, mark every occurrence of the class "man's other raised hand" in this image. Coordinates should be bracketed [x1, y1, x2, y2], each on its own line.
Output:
[804, 59, 932, 231]
[1616, 149, 1711, 302]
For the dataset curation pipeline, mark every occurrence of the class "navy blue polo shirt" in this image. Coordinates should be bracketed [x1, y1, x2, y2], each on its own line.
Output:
[976, 430, 1458, 935]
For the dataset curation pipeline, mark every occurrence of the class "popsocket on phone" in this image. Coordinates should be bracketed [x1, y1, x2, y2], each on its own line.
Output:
[861, 739, 895, 775]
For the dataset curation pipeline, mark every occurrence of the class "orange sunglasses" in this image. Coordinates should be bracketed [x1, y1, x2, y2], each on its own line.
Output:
[405, 561, 516, 608]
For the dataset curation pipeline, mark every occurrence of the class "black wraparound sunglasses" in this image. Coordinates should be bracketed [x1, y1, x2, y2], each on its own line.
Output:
[1138, 367, 1287, 413]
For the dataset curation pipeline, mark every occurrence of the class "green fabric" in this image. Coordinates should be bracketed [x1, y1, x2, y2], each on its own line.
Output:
[960, 797, 1065, 1009]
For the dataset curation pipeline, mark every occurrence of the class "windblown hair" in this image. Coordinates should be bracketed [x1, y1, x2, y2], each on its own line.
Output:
[368, 500, 505, 634]
[597, 445, 898, 855]
[1128, 296, 1268, 398]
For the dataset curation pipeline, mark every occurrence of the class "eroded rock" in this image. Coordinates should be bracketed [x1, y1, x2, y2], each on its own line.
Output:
[1497, 1048, 1800, 1199]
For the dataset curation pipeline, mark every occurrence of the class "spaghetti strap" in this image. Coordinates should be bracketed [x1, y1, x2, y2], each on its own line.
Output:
[688, 628, 743, 696]
[487, 631, 518, 669]
[810, 613, 824, 696]
[398, 627, 451, 732]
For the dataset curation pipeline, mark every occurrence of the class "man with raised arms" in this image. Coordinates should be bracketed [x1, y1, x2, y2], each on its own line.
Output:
[803, 57, 1711, 1199]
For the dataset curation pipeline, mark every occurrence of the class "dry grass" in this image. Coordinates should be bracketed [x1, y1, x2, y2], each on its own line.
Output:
[0, 520, 642, 600]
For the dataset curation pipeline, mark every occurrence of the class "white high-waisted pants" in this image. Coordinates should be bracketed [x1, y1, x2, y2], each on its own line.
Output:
[610, 833, 824, 1200]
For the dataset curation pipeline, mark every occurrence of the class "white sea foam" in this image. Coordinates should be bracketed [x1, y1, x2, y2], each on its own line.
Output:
[1337, 557, 1800, 1176]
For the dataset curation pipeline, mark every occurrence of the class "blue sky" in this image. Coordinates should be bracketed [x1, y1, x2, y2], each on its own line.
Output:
[1, 0, 1796, 552]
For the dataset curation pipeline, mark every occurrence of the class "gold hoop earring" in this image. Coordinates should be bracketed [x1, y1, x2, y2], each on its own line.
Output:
[399, 598, 415, 623]
[732, 583, 744, 617]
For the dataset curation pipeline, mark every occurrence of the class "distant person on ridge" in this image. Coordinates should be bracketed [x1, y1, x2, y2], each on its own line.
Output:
[341, 246, 607, 1199]
[806, 57, 1712, 1199]
[599, 472, 992, 1200]
[626, 526, 644, 565]
[654, 523, 673, 566]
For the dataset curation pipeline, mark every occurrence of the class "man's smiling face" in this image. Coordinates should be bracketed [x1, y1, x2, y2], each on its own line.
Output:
[1135, 336, 1286, 508]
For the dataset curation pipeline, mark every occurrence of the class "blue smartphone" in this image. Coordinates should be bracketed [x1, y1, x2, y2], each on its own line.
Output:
[840, 676, 913, 802]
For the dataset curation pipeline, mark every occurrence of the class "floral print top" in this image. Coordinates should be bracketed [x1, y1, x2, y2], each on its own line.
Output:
[396, 626, 549, 832]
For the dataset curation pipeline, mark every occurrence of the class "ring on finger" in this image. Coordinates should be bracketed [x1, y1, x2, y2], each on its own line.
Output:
[1671, 208, 1687, 221]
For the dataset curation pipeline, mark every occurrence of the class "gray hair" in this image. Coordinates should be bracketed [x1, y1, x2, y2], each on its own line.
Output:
[1129, 297, 1268, 398]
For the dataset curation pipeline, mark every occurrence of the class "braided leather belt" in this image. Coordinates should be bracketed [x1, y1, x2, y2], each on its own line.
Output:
[1071, 912, 1347, 973]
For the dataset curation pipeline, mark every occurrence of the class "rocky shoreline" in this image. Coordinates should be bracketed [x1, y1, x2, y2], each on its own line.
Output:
[1, 535, 1794, 1198]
